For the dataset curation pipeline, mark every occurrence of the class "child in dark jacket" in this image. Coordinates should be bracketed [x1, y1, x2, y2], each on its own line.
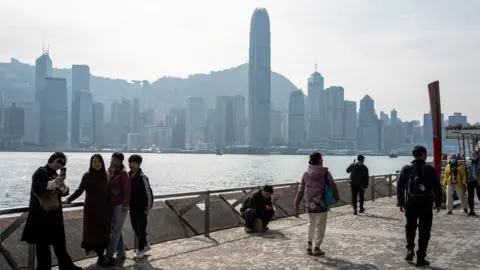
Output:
[128, 154, 153, 259]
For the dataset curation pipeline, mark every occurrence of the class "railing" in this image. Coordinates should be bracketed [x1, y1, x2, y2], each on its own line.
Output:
[0, 174, 399, 270]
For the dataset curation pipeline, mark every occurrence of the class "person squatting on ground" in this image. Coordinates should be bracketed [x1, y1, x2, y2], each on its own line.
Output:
[443, 154, 467, 214]
[397, 145, 442, 267]
[294, 152, 340, 256]
[466, 151, 480, 216]
[128, 154, 154, 259]
[240, 185, 275, 233]
[346, 154, 369, 215]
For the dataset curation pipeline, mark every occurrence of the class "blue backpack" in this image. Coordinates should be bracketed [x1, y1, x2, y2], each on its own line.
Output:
[324, 169, 335, 206]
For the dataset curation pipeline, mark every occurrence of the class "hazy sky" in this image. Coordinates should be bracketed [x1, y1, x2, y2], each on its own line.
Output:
[0, 0, 479, 122]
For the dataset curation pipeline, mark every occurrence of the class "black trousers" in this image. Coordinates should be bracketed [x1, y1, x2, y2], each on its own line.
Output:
[35, 241, 75, 270]
[351, 185, 365, 210]
[130, 209, 148, 251]
[242, 208, 274, 229]
[467, 181, 480, 210]
[404, 205, 433, 259]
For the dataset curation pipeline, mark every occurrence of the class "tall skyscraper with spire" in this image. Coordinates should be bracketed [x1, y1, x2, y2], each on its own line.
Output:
[248, 7, 271, 148]
[34, 48, 52, 102]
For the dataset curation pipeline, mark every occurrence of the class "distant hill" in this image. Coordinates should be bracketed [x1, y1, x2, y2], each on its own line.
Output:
[0, 59, 299, 111]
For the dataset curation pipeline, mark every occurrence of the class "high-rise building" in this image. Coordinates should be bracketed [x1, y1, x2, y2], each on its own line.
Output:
[72, 90, 93, 145]
[3, 103, 25, 139]
[93, 102, 104, 146]
[215, 95, 246, 148]
[287, 90, 305, 146]
[306, 68, 325, 146]
[343, 100, 357, 141]
[23, 102, 40, 144]
[171, 108, 186, 149]
[185, 97, 205, 149]
[40, 77, 68, 145]
[35, 52, 52, 103]
[71, 65, 91, 144]
[390, 109, 398, 125]
[72, 65, 90, 92]
[248, 7, 271, 148]
[325, 86, 345, 140]
[270, 110, 283, 146]
[358, 95, 380, 151]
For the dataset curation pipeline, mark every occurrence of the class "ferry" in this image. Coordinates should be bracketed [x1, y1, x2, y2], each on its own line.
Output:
[389, 150, 398, 158]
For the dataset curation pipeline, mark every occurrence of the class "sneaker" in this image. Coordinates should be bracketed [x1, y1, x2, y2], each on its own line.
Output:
[469, 210, 476, 216]
[306, 241, 313, 255]
[245, 227, 253, 233]
[464, 208, 468, 214]
[405, 250, 414, 262]
[134, 250, 146, 259]
[359, 208, 365, 213]
[143, 245, 151, 253]
[416, 259, 430, 267]
[447, 211, 453, 215]
[313, 247, 325, 256]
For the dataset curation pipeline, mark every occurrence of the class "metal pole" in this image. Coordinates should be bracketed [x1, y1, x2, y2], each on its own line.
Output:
[370, 175, 375, 201]
[388, 174, 392, 197]
[204, 191, 211, 237]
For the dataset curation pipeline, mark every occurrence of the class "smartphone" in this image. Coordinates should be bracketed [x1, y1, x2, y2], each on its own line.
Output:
[60, 167, 67, 176]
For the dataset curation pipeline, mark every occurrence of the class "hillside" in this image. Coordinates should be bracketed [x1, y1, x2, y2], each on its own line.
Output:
[0, 59, 299, 111]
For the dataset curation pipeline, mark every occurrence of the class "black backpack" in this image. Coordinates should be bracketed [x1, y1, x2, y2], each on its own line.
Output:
[406, 164, 432, 204]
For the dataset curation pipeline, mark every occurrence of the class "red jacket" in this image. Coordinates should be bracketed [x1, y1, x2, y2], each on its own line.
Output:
[108, 167, 131, 206]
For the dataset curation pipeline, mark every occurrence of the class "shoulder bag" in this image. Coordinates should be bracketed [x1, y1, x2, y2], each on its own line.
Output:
[324, 169, 335, 206]
[32, 189, 60, 212]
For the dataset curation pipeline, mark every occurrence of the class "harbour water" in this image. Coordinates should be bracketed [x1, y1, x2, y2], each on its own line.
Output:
[0, 152, 414, 208]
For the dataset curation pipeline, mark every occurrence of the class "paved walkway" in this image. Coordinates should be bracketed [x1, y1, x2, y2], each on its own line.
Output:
[70, 197, 480, 270]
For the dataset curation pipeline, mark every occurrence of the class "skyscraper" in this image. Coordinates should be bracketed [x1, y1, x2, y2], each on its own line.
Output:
[306, 67, 325, 146]
[325, 86, 345, 140]
[93, 102, 104, 146]
[71, 65, 91, 145]
[287, 90, 305, 146]
[35, 52, 52, 103]
[185, 97, 205, 149]
[248, 7, 271, 148]
[40, 77, 68, 144]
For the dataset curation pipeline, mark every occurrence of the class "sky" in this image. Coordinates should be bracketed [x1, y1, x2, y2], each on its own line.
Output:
[0, 0, 479, 122]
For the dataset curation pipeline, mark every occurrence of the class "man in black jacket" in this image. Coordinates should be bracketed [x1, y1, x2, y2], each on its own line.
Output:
[346, 155, 369, 215]
[240, 185, 274, 233]
[397, 146, 442, 267]
[128, 154, 153, 259]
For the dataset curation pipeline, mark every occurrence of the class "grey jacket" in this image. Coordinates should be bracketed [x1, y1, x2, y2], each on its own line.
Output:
[466, 160, 480, 183]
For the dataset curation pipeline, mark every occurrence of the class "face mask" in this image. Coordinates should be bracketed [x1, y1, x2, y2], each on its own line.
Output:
[472, 157, 478, 161]
[450, 159, 457, 164]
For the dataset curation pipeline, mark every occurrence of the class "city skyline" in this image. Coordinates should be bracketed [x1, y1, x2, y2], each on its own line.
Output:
[0, 1, 479, 121]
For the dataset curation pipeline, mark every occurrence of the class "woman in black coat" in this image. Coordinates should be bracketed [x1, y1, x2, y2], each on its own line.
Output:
[21, 152, 82, 270]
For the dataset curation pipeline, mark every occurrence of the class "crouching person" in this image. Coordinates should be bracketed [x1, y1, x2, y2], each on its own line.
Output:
[128, 154, 153, 259]
[240, 185, 274, 233]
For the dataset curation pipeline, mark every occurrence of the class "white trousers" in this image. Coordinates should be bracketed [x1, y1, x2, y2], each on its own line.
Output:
[446, 184, 466, 211]
[307, 212, 328, 247]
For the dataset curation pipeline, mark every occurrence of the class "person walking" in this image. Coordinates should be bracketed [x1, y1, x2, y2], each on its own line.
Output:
[397, 146, 442, 267]
[443, 154, 467, 214]
[65, 154, 111, 266]
[346, 155, 369, 215]
[21, 152, 82, 270]
[105, 152, 131, 266]
[294, 152, 340, 256]
[466, 151, 480, 216]
[128, 154, 153, 259]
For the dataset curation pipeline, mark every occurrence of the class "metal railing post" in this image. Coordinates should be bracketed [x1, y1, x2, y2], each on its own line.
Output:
[204, 191, 211, 237]
[370, 175, 375, 201]
[388, 174, 393, 197]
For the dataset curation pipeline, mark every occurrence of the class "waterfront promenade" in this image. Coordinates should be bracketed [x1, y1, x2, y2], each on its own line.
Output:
[70, 196, 477, 270]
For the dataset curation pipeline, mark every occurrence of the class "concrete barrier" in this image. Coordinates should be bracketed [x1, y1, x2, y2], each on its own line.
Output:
[0, 174, 399, 270]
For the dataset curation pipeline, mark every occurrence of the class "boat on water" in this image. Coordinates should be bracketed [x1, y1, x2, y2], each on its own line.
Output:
[389, 150, 398, 158]
[216, 149, 223, 155]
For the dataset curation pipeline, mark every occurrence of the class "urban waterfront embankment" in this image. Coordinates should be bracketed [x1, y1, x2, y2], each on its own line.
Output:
[0, 152, 411, 208]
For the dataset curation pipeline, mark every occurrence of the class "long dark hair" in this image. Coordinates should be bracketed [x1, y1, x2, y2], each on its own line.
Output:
[89, 154, 107, 174]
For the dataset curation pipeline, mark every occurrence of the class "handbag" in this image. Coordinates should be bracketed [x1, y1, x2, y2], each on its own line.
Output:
[324, 169, 335, 206]
[32, 189, 60, 212]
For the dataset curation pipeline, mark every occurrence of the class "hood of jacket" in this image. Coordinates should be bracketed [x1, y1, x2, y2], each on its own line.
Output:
[306, 165, 329, 182]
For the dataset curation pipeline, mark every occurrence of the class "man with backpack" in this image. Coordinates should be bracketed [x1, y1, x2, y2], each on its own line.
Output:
[346, 155, 369, 215]
[397, 145, 442, 267]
